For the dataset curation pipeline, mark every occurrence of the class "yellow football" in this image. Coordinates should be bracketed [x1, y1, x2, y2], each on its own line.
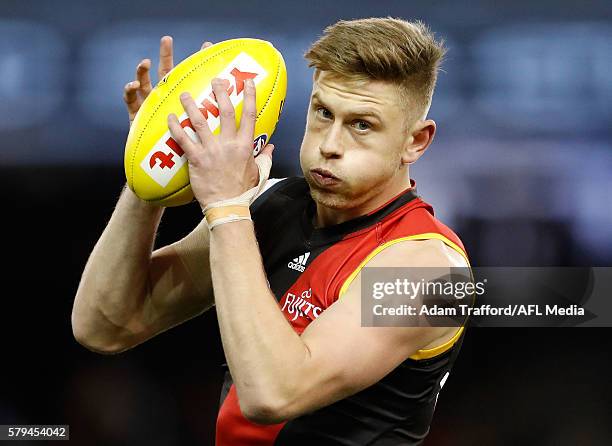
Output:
[124, 38, 287, 207]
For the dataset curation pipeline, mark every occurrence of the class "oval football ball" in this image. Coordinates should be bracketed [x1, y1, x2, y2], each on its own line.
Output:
[124, 38, 287, 207]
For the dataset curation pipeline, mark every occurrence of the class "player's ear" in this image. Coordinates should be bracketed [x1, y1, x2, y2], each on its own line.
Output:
[401, 119, 436, 165]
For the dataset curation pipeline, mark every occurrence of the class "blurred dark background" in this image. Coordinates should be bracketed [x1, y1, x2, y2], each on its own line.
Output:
[1, 0, 611, 444]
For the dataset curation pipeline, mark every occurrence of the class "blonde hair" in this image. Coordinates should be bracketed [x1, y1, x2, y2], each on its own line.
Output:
[304, 17, 447, 121]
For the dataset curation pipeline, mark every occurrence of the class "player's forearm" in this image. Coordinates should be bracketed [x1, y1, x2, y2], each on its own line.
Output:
[72, 185, 164, 352]
[209, 220, 310, 417]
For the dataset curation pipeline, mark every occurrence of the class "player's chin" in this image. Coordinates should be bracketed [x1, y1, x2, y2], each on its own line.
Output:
[308, 183, 355, 210]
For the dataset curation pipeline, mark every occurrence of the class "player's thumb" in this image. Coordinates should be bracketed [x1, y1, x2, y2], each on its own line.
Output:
[260, 143, 275, 160]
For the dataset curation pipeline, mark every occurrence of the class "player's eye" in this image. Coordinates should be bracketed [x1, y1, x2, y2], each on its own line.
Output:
[353, 120, 371, 132]
[315, 107, 333, 120]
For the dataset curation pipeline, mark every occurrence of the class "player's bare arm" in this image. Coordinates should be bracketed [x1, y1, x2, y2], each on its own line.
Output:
[214, 223, 464, 424]
[71, 37, 216, 354]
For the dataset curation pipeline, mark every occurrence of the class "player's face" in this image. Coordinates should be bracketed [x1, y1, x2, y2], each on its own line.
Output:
[299, 71, 413, 211]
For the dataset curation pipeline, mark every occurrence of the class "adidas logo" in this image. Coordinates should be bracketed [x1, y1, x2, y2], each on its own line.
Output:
[288, 252, 310, 272]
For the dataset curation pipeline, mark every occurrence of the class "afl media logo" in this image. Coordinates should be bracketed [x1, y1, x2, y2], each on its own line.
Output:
[288, 252, 310, 272]
[253, 133, 268, 156]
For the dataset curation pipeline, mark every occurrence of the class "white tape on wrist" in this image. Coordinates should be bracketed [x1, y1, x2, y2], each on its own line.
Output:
[202, 154, 272, 230]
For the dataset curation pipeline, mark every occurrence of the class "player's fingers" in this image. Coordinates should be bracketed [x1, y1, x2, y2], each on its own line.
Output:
[158, 35, 174, 80]
[212, 78, 237, 142]
[123, 80, 142, 117]
[238, 78, 257, 145]
[201, 41, 214, 50]
[168, 113, 200, 164]
[179, 92, 214, 147]
[136, 59, 152, 96]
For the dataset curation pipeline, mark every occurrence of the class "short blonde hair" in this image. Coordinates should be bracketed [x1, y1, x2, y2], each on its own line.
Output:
[304, 17, 447, 121]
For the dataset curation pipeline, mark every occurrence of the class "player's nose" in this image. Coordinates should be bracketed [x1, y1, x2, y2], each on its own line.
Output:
[319, 125, 344, 158]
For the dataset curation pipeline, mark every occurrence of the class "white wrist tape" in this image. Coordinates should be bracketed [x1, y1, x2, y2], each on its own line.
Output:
[202, 154, 272, 229]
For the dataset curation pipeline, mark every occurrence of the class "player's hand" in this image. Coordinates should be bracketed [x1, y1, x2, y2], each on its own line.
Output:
[167, 78, 275, 208]
[123, 37, 214, 126]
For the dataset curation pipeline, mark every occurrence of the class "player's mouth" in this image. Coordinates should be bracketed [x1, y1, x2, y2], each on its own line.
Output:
[310, 168, 341, 187]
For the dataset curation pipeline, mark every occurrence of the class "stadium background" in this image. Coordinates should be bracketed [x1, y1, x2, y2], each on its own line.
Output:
[1, 0, 611, 444]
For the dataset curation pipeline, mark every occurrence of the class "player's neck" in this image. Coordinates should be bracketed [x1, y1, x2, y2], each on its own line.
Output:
[313, 174, 413, 228]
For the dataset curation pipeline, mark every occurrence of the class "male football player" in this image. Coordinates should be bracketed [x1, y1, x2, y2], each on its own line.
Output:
[73, 18, 469, 445]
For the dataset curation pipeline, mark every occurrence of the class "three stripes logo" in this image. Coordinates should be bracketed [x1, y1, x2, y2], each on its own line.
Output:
[288, 252, 310, 272]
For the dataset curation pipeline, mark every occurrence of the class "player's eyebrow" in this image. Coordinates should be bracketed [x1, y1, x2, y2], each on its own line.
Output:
[311, 93, 383, 122]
